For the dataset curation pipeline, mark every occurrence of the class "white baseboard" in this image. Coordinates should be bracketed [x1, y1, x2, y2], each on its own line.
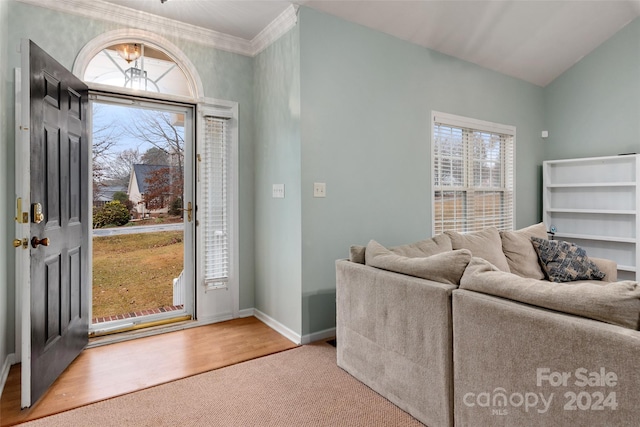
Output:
[86, 308, 333, 350]
[237, 308, 254, 318]
[194, 312, 234, 325]
[301, 327, 336, 345]
[1, 353, 16, 399]
[253, 309, 301, 345]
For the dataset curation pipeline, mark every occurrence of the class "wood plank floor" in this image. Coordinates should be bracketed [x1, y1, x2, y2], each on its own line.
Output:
[0, 316, 298, 426]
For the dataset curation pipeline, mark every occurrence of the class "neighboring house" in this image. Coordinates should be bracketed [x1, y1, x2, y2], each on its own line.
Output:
[128, 164, 172, 217]
[93, 185, 127, 208]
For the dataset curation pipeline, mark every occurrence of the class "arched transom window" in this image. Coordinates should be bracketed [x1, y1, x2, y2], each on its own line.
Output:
[83, 42, 191, 97]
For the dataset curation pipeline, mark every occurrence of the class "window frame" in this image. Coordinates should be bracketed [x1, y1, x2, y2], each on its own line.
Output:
[431, 111, 516, 235]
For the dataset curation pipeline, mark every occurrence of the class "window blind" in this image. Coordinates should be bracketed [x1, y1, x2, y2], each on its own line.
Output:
[202, 116, 230, 286]
[432, 113, 514, 235]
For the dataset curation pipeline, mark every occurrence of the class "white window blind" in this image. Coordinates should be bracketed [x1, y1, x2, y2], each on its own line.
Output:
[432, 112, 515, 235]
[202, 116, 230, 286]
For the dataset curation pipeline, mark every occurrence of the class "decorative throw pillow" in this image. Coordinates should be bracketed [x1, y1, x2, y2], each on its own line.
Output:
[530, 237, 605, 283]
[445, 227, 511, 272]
[365, 240, 471, 285]
[500, 223, 549, 279]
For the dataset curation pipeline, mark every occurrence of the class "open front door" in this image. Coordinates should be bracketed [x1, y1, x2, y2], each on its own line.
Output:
[16, 40, 89, 408]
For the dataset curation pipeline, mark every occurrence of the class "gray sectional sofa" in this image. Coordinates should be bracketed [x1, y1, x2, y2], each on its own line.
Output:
[336, 224, 640, 427]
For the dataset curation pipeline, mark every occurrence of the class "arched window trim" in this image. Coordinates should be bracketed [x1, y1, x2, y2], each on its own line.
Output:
[73, 29, 204, 102]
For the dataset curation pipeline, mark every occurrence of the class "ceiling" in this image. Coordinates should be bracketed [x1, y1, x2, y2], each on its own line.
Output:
[101, 1, 640, 87]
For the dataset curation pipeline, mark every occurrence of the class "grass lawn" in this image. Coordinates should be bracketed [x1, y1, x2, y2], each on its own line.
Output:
[92, 231, 184, 319]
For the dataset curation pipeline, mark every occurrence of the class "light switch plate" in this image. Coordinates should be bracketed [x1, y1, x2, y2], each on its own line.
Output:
[273, 184, 285, 198]
[313, 182, 326, 198]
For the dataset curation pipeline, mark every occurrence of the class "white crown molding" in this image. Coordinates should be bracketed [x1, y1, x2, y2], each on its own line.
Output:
[251, 4, 299, 55]
[16, 0, 298, 57]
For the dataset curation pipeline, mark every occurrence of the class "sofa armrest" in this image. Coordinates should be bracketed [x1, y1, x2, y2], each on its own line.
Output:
[591, 257, 617, 281]
[336, 259, 457, 427]
[453, 290, 640, 427]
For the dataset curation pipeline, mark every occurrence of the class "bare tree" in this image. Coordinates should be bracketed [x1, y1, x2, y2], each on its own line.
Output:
[93, 104, 124, 202]
[104, 148, 142, 187]
[126, 110, 184, 174]
[126, 110, 185, 210]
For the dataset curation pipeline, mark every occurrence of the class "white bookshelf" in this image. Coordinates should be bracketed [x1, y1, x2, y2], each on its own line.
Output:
[543, 154, 639, 281]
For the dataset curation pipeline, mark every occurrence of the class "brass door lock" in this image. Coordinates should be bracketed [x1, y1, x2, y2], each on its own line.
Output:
[13, 238, 28, 249]
[180, 202, 193, 222]
[31, 202, 44, 224]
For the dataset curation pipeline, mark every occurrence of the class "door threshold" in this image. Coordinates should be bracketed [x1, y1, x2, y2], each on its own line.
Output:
[88, 315, 192, 347]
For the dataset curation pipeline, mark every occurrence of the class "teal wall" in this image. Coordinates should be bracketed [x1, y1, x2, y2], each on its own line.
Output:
[1, 0, 9, 375]
[298, 7, 545, 335]
[544, 18, 640, 160]
[1, 2, 637, 352]
[2, 0, 256, 355]
[253, 26, 302, 334]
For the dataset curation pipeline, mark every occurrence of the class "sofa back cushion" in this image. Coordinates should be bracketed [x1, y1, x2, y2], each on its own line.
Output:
[349, 234, 452, 264]
[365, 240, 471, 285]
[460, 257, 640, 330]
[500, 222, 548, 279]
[445, 227, 511, 272]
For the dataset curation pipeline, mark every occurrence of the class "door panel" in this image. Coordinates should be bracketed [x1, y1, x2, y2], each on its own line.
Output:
[21, 40, 89, 408]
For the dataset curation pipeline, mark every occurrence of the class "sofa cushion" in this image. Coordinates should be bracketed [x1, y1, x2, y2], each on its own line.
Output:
[349, 245, 366, 264]
[389, 233, 452, 258]
[531, 237, 605, 282]
[445, 227, 510, 272]
[349, 234, 452, 264]
[365, 240, 471, 285]
[460, 257, 640, 330]
[500, 222, 548, 279]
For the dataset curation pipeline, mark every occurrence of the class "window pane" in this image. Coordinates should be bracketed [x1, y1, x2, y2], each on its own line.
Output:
[432, 114, 514, 234]
[84, 43, 191, 97]
[434, 190, 466, 234]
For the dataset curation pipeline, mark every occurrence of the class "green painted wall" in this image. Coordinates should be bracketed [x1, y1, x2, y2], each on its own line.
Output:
[1, 2, 637, 349]
[253, 26, 302, 334]
[2, 0, 256, 355]
[544, 18, 640, 160]
[298, 7, 545, 335]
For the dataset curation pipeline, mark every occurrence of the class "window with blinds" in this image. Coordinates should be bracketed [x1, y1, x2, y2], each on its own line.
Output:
[201, 116, 230, 287]
[432, 112, 515, 235]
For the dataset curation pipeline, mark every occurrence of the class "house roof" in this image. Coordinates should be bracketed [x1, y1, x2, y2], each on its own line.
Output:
[95, 185, 127, 202]
[131, 164, 171, 195]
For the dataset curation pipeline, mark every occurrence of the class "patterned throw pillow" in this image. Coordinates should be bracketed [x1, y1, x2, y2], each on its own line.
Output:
[531, 237, 605, 283]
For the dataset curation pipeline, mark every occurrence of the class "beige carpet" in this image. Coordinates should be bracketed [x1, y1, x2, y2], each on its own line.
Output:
[20, 342, 423, 426]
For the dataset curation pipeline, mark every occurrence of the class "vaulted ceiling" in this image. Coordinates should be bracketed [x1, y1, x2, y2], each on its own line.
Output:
[71, 1, 640, 86]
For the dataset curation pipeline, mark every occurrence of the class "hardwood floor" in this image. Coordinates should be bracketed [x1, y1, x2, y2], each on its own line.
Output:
[0, 317, 298, 426]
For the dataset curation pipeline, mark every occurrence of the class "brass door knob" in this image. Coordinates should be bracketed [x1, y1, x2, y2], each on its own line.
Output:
[31, 236, 50, 248]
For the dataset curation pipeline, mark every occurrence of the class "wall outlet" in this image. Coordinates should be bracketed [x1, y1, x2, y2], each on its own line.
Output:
[313, 182, 326, 198]
[273, 184, 285, 198]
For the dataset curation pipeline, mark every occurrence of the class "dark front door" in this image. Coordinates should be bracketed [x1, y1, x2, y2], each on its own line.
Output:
[22, 40, 89, 408]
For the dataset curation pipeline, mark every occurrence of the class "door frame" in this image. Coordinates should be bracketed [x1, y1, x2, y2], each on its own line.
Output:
[13, 61, 30, 377]
[15, 38, 240, 360]
[87, 92, 196, 335]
